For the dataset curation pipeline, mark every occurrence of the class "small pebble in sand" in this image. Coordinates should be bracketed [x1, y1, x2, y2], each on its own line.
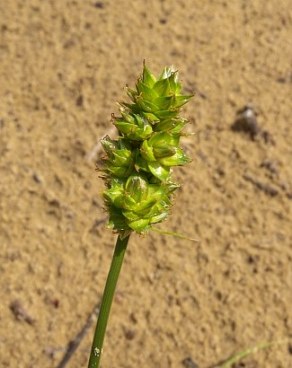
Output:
[231, 105, 260, 139]
[231, 105, 275, 144]
[182, 356, 199, 368]
[9, 300, 35, 325]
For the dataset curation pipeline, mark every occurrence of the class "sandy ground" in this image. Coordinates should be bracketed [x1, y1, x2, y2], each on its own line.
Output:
[0, 1, 292, 367]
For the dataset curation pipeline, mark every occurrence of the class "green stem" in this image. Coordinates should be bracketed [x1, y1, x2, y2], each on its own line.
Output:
[88, 234, 130, 368]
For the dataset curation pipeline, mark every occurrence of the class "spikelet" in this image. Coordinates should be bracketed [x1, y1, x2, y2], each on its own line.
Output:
[100, 64, 193, 236]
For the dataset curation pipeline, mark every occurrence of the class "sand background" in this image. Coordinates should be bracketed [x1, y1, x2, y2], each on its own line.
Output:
[0, 0, 291, 367]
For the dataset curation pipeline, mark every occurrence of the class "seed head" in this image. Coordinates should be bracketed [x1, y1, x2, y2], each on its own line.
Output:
[100, 64, 193, 236]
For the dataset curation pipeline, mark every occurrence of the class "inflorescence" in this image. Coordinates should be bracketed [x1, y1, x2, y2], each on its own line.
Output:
[100, 64, 193, 236]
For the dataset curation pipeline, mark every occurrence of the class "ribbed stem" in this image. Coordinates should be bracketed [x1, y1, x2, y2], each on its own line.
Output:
[88, 234, 130, 368]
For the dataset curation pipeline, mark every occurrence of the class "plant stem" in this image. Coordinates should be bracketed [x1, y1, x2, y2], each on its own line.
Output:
[88, 234, 130, 368]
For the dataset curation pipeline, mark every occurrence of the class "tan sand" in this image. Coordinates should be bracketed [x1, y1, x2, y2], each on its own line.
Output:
[0, 1, 291, 367]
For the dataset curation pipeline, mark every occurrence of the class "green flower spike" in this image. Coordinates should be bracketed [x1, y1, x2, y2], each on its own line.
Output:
[124, 64, 193, 120]
[104, 175, 179, 232]
[88, 65, 193, 368]
[113, 111, 153, 141]
[139, 132, 191, 180]
[100, 136, 134, 178]
[100, 64, 193, 235]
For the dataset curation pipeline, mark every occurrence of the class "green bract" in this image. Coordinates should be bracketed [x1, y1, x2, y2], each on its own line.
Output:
[113, 111, 153, 141]
[100, 64, 193, 236]
[104, 175, 179, 232]
[124, 66, 193, 120]
[101, 136, 134, 178]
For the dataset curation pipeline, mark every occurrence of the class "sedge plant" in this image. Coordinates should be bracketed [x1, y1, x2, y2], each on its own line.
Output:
[88, 64, 193, 368]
